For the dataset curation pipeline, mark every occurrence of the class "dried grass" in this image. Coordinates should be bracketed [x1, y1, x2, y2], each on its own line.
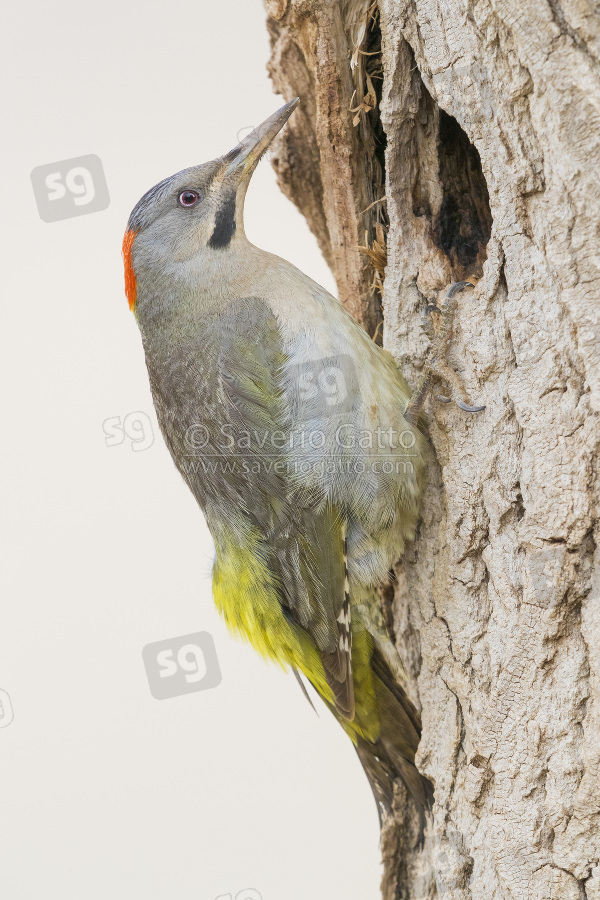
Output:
[358, 222, 387, 296]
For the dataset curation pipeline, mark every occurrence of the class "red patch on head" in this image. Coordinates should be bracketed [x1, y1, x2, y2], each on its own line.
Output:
[122, 229, 137, 312]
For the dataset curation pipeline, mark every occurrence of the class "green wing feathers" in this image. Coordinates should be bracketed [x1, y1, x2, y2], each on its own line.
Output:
[209, 296, 429, 819]
[214, 299, 357, 718]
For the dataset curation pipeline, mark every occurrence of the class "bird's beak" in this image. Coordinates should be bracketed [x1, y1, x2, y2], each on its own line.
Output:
[223, 97, 300, 181]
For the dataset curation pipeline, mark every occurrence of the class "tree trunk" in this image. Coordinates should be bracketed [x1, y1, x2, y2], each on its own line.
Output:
[262, 0, 600, 897]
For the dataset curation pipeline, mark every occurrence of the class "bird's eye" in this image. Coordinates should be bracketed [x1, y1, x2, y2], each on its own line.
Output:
[178, 190, 199, 207]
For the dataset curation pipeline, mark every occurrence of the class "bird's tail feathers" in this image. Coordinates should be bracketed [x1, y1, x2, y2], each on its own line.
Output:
[356, 647, 433, 830]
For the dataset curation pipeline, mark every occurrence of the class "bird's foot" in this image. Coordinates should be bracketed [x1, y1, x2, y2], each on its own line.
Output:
[404, 281, 485, 426]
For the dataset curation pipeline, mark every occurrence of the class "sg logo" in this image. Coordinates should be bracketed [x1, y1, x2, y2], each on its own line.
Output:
[142, 632, 222, 700]
[0, 689, 14, 728]
[103, 411, 154, 452]
[289, 354, 358, 421]
[216, 891, 262, 900]
[31, 154, 110, 222]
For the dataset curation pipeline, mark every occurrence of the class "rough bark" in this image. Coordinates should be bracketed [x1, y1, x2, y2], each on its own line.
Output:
[263, 1, 600, 897]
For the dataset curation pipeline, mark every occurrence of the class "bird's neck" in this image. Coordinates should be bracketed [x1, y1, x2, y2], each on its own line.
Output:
[134, 235, 272, 336]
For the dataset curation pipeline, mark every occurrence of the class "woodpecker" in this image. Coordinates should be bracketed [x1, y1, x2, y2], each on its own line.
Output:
[123, 98, 482, 820]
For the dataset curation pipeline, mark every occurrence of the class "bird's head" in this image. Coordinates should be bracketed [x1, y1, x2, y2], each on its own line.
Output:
[123, 98, 300, 313]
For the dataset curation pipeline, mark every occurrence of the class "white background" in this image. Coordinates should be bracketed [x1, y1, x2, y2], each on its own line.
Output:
[0, 1, 382, 898]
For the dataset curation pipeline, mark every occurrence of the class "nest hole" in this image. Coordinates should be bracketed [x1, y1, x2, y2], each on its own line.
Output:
[436, 110, 492, 276]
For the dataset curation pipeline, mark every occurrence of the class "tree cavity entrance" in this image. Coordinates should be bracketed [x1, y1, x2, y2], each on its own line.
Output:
[436, 109, 492, 277]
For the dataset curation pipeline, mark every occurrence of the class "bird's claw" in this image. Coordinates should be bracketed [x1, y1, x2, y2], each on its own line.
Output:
[436, 394, 485, 413]
[456, 400, 486, 413]
[404, 281, 485, 426]
[420, 304, 441, 339]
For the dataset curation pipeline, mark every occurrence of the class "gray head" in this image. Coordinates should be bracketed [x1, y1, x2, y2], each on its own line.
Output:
[123, 98, 300, 312]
